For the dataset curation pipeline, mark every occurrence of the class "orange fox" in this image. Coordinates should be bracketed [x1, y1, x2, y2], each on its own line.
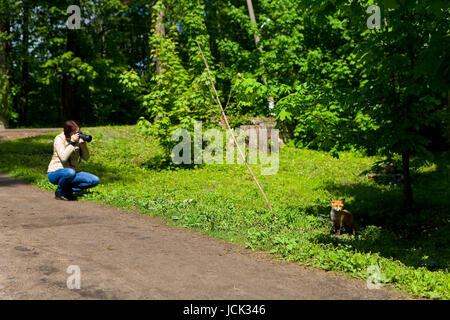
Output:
[330, 198, 357, 236]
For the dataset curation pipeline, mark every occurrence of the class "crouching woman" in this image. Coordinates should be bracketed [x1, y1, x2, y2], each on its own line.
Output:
[47, 120, 99, 200]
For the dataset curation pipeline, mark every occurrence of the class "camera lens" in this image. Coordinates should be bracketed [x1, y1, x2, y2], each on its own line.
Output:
[78, 131, 92, 143]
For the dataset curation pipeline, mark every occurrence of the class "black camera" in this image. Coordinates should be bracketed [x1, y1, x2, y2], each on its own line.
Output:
[78, 131, 92, 143]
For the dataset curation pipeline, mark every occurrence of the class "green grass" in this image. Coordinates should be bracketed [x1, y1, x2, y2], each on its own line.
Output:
[0, 125, 449, 299]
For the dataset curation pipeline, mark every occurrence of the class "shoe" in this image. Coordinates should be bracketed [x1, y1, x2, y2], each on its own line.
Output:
[55, 191, 76, 201]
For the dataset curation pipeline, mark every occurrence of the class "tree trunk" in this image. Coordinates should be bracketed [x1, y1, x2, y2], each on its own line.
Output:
[155, 4, 165, 76]
[19, 3, 30, 125]
[246, 0, 270, 111]
[447, 92, 450, 146]
[100, 18, 105, 59]
[245, 0, 262, 53]
[0, 7, 10, 128]
[152, 1, 166, 122]
[402, 151, 414, 211]
[61, 30, 80, 121]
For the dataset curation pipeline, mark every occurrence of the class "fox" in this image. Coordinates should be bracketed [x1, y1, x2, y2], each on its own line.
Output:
[330, 198, 357, 236]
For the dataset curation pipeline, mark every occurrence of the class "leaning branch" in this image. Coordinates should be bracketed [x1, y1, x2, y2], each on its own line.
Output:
[196, 41, 275, 217]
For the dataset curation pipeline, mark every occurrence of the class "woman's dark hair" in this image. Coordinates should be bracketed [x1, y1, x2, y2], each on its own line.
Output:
[64, 120, 80, 139]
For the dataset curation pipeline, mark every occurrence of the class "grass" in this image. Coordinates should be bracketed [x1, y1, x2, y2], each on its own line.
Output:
[0, 125, 449, 299]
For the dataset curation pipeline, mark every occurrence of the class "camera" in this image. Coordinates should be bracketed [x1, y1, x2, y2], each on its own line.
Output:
[78, 131, 92, 143]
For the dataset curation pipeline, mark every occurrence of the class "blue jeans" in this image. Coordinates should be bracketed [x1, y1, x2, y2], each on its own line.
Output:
[47, 168, 99, 196]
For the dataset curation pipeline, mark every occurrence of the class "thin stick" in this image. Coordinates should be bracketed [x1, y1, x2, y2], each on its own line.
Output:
[196, 41, 275, 216]
[224, 83, 234, 111]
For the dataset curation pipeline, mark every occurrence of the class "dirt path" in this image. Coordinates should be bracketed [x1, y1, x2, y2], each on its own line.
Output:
[0, 129, 409, 299]
[0, 128, 61, 141]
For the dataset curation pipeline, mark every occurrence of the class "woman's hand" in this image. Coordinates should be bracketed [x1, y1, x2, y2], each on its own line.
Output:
[71, 133, 80, 144]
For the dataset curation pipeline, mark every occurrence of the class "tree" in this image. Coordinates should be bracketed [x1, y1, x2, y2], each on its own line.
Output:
[18, 0, 33, 125]
[140, 0, 217, 163]
[61, 27, 81, 121]
[0, 0, 12, 128]
[352, 1, 449, 210]
[245, 0, 262, 52]
[154, 0, 165, 76]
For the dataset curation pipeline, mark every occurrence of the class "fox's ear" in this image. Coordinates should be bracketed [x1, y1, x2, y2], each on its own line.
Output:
[342, 198, 345, 203]
[330, 198, 334, 202]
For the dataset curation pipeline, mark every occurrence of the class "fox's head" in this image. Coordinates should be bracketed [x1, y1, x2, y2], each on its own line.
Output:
[330, 198, 345, 211]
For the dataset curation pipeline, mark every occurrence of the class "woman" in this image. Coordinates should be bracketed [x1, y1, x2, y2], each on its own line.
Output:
[47, 120, 99, 200]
